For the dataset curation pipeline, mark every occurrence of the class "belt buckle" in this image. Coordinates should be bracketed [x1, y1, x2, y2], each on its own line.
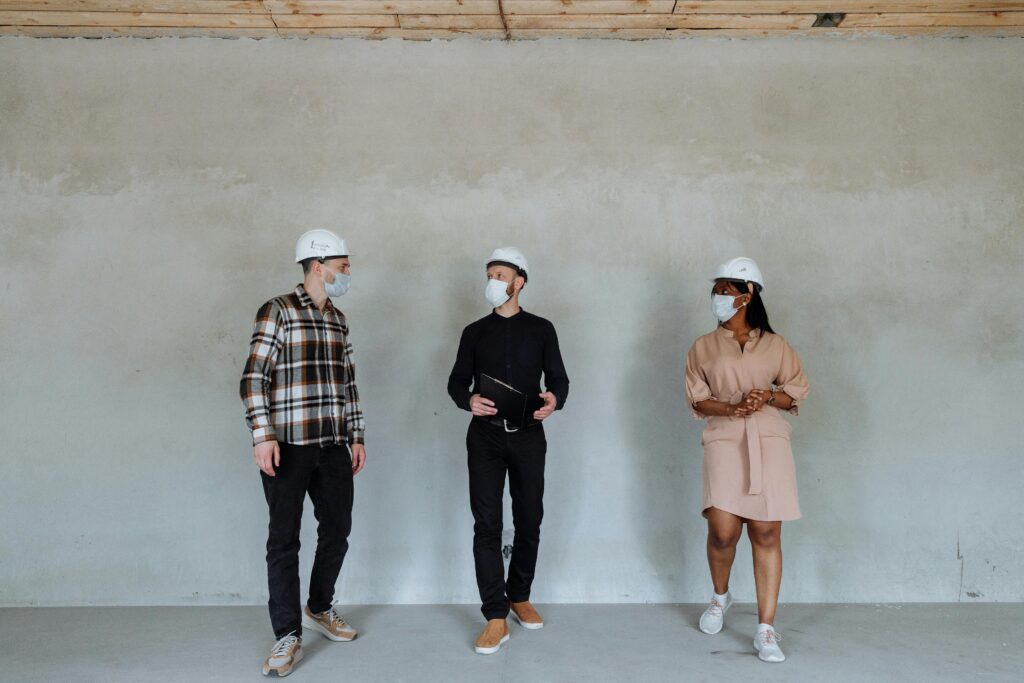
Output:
[503, 419, 519, 433]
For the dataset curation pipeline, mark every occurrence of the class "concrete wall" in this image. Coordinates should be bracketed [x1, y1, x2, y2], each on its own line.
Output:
[1, 36, 1021, 607]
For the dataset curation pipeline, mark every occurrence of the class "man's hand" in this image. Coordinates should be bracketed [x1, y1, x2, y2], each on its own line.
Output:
[351, 443, 366, 475]
[470, 394, 498, 417]
[533, 392, 558, 421]
[254, 440, 281, 476]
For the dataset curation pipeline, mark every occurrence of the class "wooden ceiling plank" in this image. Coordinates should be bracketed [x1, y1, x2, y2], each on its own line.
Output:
[0, 1, 267, 12]
[271, 11, 399, 26]
[503, 0, 676, 13]
[275, 25, 508, 36]
[263, 0, 499, 14]
[0, 9, 276, 25]
[0, 23, 280, 34]
[398, 13, 505, 28]
[672, 1, 1024, 13]
[842, 10, 1024, 25]
[506, 12, 816, 28]
[510, 24, 1024, 36]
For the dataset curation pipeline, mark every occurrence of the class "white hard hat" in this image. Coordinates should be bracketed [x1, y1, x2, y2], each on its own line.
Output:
[712, 256, 765, 291]
[486, 247, 529, 282]
[295, 229, 348, 263]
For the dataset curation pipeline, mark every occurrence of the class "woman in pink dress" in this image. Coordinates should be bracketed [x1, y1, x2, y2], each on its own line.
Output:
[684, 257, 809, 663]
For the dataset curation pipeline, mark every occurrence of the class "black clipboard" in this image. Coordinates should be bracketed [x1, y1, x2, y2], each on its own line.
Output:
[480, 374, 545, 428]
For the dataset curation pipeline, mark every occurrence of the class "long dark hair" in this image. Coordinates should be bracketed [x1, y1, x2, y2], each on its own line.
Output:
[727, 279, 775, 335]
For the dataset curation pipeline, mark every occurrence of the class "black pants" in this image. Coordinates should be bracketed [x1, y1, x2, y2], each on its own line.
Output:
[261, 441, 354, 639]
[466, 419, 547, 621]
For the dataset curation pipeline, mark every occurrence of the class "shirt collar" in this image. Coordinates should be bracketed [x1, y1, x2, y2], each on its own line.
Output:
[492, 307, 525, 320]
[716, 325, 760, 340]
[295, 284, 334, 312]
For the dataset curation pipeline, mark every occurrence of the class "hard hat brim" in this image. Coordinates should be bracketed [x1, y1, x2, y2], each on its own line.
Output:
[487, 260, 528, 281]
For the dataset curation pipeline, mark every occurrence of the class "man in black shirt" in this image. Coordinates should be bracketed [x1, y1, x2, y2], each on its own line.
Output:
[447, 247, 570, 655]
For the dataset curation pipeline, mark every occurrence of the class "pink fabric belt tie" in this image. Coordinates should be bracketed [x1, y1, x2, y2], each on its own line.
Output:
[743, 414, 763, 495]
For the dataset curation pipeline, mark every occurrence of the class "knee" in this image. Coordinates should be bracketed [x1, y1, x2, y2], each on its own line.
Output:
[473, 521, 502, 542]
[748, 526, 781, 549]
[708, 530, 741, 551]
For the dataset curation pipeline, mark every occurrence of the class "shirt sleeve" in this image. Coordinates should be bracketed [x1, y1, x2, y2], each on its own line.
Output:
[543, 321, 570, 410]
[341, 325, 365, 446]
[684, 342, 713, 421]
[240, 300, 284, 446]
[775, 338, 809, 416]
[447, 325, 475, 411]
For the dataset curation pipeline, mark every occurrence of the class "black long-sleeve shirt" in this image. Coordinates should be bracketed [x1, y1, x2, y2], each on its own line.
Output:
[447, 309, 569, 413]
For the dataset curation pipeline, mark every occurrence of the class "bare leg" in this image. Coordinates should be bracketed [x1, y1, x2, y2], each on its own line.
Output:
[705, 507, 743, 594]
[747, 520, 782, 624]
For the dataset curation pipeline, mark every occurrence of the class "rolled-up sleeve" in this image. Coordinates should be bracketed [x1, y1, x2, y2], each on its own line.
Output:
[775, 339, 809, 415]
[685, 343, 713, 421]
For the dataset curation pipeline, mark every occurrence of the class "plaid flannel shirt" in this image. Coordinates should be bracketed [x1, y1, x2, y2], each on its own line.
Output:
[240, 284, 365, 447]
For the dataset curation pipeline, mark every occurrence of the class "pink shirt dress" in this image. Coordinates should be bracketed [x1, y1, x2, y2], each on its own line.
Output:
[685, 326, 809, 522]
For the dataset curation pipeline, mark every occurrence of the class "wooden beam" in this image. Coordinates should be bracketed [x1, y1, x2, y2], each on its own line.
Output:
[3, 22, 1022, 37]
[842, 10, 1024, 25]
[504, 0, 675, 13]
[264, 0, 499, 14]
[398, 12, 503, 27]
[0, 23, 279, 33]
[510, 24, 1024, 36]
[506, 12, 816, 27]
[0, 1, 267, 11]
[673, 1, 1024, 12]
[276, 25, 507, 36]
[0, 9, 275, 24]
[270, 12, 399, 25]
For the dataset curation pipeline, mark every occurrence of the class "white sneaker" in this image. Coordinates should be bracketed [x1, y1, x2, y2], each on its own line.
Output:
[262, 632, 303, 677]
[753, 626, 785, 662]
[698, 593, 732, 635]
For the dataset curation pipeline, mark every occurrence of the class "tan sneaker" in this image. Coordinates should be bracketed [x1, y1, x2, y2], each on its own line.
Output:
[262, 633, 302, 677]
[301, 605, 358, 642]
[474, 618, 510, 655]
[510, 601, 544, 630]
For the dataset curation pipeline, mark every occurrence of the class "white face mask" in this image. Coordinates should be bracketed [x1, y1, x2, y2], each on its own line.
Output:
[711, 293, 742, 323]
[323, 268, 351, 297]
[485, 278, 512, 308]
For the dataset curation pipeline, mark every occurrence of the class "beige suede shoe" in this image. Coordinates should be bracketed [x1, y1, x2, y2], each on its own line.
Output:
[301, 605, 358, 642]
[474, 618, 510, 655]
[262, 633, 303, 677]
[510, 601, 544, 630]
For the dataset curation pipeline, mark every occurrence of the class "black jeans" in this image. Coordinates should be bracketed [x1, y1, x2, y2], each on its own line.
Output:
[261, 441, 354, 639]
[466, 418, 547, 621]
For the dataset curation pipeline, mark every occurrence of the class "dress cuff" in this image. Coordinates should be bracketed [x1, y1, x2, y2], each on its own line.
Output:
[688, 390, 712, 421]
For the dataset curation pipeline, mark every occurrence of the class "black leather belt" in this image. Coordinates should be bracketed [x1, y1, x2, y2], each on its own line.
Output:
[474, 416, 539, 433]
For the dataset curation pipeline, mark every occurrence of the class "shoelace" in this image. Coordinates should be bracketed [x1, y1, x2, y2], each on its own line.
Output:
[706, 599, 724, 617]
[758, 629, 782, 646]
[325, 606, 348, 628]
[271, 633, 299, 657]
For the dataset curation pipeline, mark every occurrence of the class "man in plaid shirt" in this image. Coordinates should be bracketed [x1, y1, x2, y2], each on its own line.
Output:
[240, 229, 367, 677]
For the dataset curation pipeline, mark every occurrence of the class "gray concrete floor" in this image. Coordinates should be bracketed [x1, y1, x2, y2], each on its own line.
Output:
[2, 603, 1020, 682]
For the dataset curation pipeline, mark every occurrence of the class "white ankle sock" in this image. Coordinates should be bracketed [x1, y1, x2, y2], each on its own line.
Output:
[714, 591, 729, 603]
[757, 623, 774, 633]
